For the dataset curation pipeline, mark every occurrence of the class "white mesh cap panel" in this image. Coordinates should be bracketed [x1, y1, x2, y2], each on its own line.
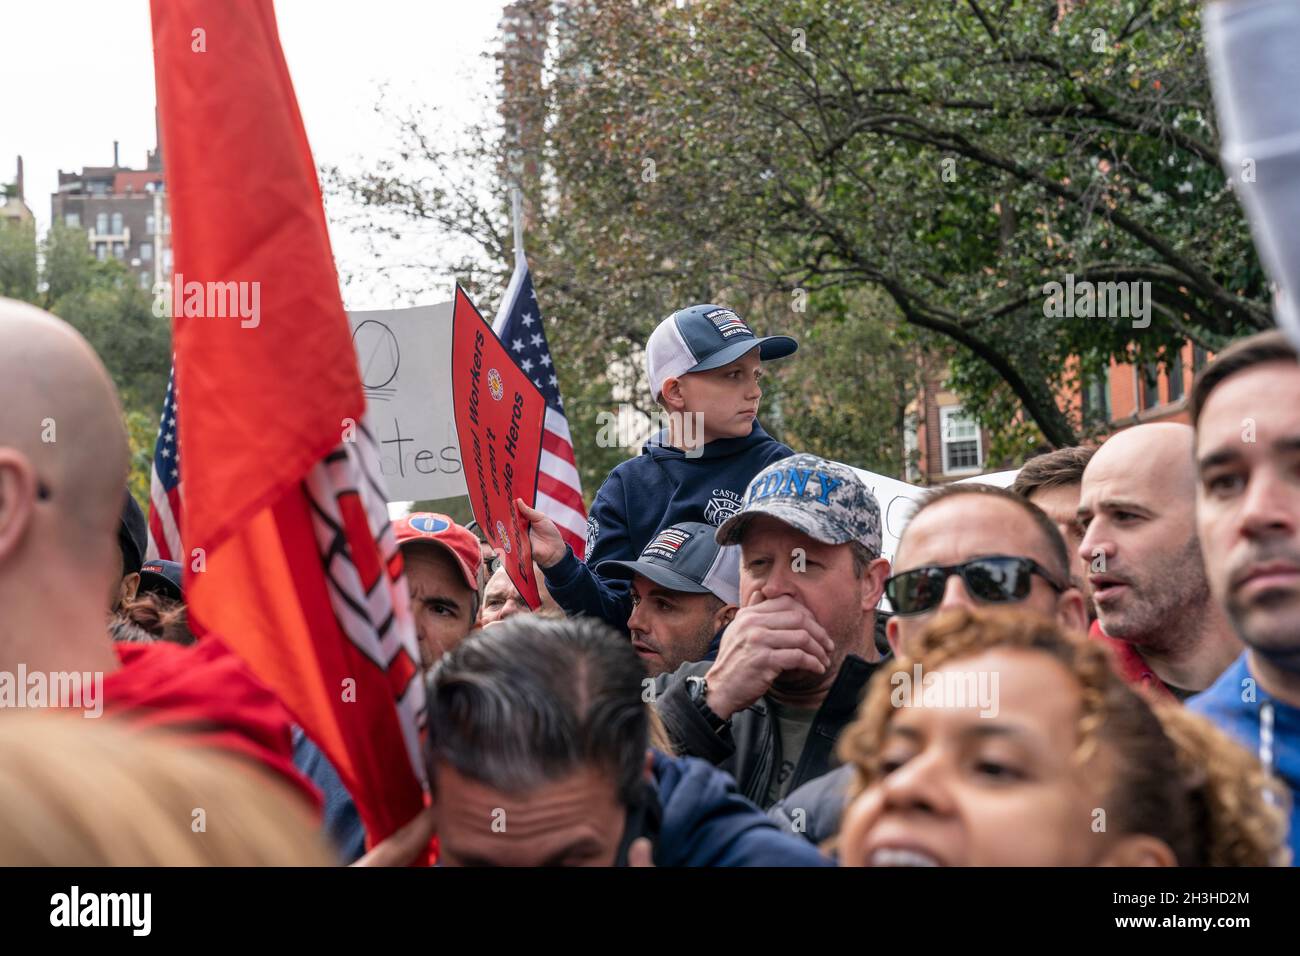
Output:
[701, 542, 741, 605]
[645, 314, 697, 399]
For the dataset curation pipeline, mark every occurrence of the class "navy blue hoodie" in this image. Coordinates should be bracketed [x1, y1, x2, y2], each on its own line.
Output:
[544, 421, 793, 629]
[1189, 653, 1300, 865]
[652, 751, 831, 866]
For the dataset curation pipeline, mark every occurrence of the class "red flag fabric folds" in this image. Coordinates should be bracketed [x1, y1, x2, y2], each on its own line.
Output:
[151, 0, 427, 847]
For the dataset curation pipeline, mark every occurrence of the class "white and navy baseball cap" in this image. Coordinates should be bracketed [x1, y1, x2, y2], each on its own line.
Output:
[646, 304, 798, 399]
[598, 521, 740, 605]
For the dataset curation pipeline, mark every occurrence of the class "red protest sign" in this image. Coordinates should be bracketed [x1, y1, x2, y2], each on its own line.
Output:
[450, 285, 546, 609]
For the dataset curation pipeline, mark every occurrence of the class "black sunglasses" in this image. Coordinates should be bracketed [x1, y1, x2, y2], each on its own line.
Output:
[884, 555, 1065, 617]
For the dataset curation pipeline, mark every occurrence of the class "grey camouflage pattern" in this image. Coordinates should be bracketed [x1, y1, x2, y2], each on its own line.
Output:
[715, 453, 882, 555]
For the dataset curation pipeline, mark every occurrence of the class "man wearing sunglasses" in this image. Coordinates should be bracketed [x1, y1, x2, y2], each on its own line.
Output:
[884, 483, 1087, 655]
[768, 481, 1085, 846]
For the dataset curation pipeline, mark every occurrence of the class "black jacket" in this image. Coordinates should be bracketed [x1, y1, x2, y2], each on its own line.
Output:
[767, 763, 854, 848]
[653, 654, 881, 810]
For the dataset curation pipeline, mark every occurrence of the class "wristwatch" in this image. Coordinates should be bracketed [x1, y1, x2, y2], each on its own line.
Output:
[685, 676, 730, 733]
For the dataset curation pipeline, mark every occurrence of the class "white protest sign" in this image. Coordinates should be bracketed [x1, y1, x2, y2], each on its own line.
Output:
[348, 303, 467, 503]
[848, 466, 1020, 566]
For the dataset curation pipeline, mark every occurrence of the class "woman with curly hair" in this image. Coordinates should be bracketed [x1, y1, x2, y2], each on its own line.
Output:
[835, 607, 1289, 867]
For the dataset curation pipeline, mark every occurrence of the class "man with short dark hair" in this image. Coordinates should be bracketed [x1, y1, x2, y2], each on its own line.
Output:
[885, 482, 1087, 656]
[415, 616, 828, 866]
[1187, 329, 1300, 864]
[653, 454, 891, 810]
[1011, 446, 1096, 618]
[770, 481, 1086, 845]
[600, 521, 739, 676]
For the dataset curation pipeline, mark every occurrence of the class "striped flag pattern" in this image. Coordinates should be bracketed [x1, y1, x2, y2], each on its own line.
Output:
[493, 252, 588, 558]
[146, 361, 183, 561]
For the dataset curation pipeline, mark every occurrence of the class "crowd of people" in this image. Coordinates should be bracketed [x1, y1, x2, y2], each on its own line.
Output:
[0, 291, 1297, 868]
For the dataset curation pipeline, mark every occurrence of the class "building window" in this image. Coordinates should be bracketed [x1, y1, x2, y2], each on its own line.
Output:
[1082, 369, 1112, 424]
[140, 242, 153, 262]
[1193, 345, 1209, 373]
[163, 214, 171, 233]
[64, 212, 81, 228]
[113, 242, 125, 259]
[1167, 349, 1185, 403]
[941, 405, 982, 474]
[95, 212, 108, 235]
[146, 214, 155, 235]
[110, 212, 123, 235]
[1139, 363, 1161, 410]
[139, 272, 151, 289]
[95, 245, 107, 262]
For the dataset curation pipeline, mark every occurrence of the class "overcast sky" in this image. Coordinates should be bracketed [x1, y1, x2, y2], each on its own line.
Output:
[0, 0, 506, 309]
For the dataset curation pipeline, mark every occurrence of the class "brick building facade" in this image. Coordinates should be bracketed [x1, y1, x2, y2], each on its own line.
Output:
[50, 136, 170, 293]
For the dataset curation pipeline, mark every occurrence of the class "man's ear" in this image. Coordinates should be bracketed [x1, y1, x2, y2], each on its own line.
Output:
[861, 557, 891, 612]
[1097, 834, 1177, 868]
[0, 449, 39, 565]
[886, 615, 903, 657]
[1055, 587, 1088, 635]
[714, 603, 738, 632]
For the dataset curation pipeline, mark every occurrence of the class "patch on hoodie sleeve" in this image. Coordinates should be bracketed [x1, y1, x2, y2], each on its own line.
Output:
[704, 488, 743, 526]
[585, 513, 600, 554]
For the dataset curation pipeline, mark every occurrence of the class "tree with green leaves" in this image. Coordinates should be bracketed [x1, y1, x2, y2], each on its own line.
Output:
[0, 222, 170, 507]
[333, 0, 1262, 488]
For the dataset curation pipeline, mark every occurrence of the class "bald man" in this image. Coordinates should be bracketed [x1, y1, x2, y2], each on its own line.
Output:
[1077, 422, 1241, 697]
[0, 298, 127, 678]
[0, 298, 314, 804]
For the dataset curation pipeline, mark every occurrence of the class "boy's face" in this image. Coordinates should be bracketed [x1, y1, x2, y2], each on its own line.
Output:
[676, 349, 764, 440]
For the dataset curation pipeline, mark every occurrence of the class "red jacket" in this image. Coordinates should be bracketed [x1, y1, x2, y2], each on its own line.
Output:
[1088, 620, 1178, 703]
[104, 637, 321, 811]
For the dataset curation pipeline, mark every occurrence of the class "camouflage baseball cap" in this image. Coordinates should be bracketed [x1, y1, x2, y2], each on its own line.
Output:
[715, 453, 882, 555]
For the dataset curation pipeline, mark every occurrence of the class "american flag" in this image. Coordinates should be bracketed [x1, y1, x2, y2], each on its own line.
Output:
[493, 252, 588, 558]
[146, 362, 183, 561]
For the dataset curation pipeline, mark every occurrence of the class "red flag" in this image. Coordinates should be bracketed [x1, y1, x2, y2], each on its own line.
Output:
[452, 286, 546, 609]
[151, 0, 427, 847]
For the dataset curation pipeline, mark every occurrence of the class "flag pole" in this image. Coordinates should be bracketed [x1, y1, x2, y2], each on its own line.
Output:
[511, 185, 524, 262]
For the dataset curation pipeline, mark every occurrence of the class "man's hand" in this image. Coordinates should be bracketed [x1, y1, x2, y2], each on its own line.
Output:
[703, 593, 834, 720]
[515, 498, 567, 569]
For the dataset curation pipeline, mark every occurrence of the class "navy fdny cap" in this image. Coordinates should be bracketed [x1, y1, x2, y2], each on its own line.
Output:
[599, 521, 740, 605]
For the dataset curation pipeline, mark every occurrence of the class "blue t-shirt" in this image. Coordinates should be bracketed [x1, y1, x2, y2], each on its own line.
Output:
[1189, 653, 1300, 865]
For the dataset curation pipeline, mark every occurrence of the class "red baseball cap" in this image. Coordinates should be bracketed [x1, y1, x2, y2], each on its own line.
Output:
[392, 513, 482, 591]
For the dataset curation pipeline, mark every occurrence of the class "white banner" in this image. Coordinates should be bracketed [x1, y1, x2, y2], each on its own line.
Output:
[849, 466, 1020, 565]
[348, 302, 467, 503]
